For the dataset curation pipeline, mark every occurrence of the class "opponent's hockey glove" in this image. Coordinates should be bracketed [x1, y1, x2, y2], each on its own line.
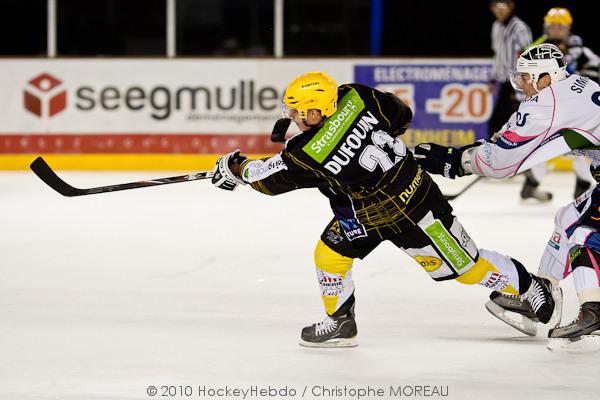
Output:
[413, 143, 465, 179]
[212, 149, 247, 191]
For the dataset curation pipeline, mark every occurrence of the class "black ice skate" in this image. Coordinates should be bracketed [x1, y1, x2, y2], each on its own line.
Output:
[299, 300, 357, 348]
[520, 174, 552, 202]
[486, 292, 539, 336]
[485, 283, 563, 336]
[489, 291, 539, 320]
[574, 178, 592, 199]
[547, 302, 600, 353]
[522, 275, 556, 324]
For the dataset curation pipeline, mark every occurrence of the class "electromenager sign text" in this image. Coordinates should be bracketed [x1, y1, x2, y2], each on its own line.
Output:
[354, 61, 493, 147]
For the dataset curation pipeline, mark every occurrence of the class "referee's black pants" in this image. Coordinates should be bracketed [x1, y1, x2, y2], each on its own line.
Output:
[488, 81, 520, 138]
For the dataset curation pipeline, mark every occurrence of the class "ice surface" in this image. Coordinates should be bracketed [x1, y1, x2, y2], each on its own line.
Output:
[0, 171, 597, 400]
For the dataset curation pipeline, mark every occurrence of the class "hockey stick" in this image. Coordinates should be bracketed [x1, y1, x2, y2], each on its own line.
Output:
[30, 156, 213, 197]
[32, 118, 290, 197]
[443, 176, 483, 201]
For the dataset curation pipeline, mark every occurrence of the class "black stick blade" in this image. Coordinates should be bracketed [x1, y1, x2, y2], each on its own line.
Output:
[30, 157, 82, 197]
[30, 156, 214, 197]
[271, 118, 292, 143]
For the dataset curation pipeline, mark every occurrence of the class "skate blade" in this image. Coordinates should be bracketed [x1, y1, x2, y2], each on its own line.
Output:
[485, 300, 538, 336]
[547, 333, 600, 354]
[520, 198, 553, 203]
[299, 337, 358, 348]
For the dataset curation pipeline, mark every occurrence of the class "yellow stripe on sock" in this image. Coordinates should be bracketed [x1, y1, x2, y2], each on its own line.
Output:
[455, 257, 519, 295]
[322, 296, 339, 316]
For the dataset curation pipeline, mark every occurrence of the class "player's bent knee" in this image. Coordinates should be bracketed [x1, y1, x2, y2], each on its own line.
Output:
[454, 256, 519, 295]
[570, 246, 600, 270]
[455, 257, 494, 285]
[314, 240, 353, 275]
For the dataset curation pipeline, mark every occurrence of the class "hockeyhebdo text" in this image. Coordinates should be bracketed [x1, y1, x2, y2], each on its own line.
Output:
[146, 384, 450, 399]
[372, 66, 491, 83]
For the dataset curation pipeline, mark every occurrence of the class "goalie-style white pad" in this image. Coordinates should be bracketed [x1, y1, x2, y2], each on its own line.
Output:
[547, 286, 564, 329]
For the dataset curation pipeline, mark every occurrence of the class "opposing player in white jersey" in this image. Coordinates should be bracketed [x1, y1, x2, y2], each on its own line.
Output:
[529, 7, 600, 199]
[414, 43, 600, 352]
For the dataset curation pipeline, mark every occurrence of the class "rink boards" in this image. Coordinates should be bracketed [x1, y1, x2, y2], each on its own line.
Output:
[0, 58, 572, 170]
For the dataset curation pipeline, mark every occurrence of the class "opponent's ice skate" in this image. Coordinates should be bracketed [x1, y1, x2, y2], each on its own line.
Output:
[299, 302, 357, 348]
[547, 302, 600, 353]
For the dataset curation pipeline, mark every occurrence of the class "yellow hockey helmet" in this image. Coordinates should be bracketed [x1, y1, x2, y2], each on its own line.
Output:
[283, 71, 338, 120]
[544, 7, 573, 26]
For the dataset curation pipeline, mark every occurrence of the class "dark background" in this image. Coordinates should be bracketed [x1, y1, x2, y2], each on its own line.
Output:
[0, 0, 597, 57]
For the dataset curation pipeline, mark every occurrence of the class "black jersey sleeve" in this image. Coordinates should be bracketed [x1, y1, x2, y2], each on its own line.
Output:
[239, 148, 327, 196]
[347, 83, 413, 137]
[385, 91, 413, 137]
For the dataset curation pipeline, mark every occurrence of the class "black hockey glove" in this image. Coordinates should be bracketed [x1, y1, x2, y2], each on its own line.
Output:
[414, 142, 483, 179]
[212, 149, 247, 191]
[413, 143, 464, 179]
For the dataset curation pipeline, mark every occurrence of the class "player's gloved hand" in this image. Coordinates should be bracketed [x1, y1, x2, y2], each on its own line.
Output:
[414, 142, 484, 178]
[413, 143, 465, 179]
[212, 150, 248, 191]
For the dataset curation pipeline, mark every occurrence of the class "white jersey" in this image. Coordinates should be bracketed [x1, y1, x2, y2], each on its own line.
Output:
[463, 74, 600, 178]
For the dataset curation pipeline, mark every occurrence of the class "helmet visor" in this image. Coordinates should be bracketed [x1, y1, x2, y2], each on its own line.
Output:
[282, 103, 298, 119]
[509, 69, 532, 91]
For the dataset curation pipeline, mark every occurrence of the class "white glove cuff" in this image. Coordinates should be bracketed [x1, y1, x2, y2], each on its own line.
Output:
[221, 152, 246, 186]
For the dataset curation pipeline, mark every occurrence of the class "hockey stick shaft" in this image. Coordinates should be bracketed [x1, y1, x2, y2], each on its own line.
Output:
[443, 176, 483, 201]
[30, 156, 213, 197]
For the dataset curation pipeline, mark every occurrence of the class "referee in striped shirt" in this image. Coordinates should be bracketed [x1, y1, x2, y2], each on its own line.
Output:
[488, 0, 532, 136]
[488, 1, 552, 201]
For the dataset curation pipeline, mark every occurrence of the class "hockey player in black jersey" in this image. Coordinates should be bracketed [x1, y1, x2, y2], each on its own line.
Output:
[211, 71, 556, 347]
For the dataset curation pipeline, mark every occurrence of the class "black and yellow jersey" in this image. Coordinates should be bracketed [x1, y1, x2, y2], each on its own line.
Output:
[239, 83, 440, 238]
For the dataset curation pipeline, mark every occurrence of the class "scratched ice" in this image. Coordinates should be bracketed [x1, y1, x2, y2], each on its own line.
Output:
[0, 170, 597, 400]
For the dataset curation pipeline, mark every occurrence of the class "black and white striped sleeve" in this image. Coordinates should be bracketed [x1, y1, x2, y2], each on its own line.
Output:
[513, 21, 532, 52]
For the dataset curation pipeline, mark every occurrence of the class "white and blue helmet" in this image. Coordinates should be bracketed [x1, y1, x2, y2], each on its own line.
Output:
[510, 43, 567, 91]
